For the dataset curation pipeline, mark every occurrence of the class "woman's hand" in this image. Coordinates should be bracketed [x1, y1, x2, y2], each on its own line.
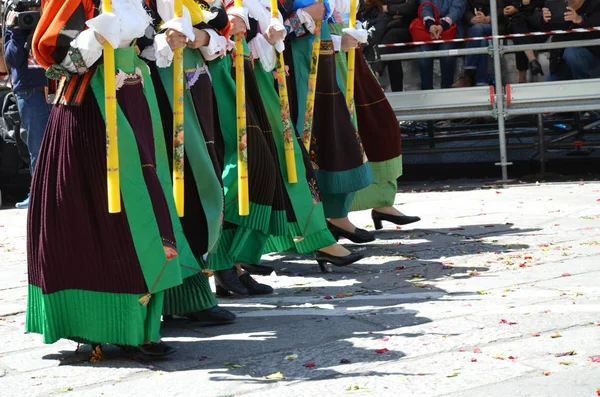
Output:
[165, 28, 187, 50]
[187, 28, 210, 48]
[429, 24, 443, 39]
[264, 25, 285, 45]
[503, 5, 518, 16]
[229, 15, 247, 35]
[564, 6, 583, 23]
[302, 2, 326, 21]
[94, 32, 107, 45]
[341, 33, 358, 51]
[542, 7, 552, 22]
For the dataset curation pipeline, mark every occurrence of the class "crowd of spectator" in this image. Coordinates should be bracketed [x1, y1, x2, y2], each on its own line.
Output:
[360, 0, 600, 91]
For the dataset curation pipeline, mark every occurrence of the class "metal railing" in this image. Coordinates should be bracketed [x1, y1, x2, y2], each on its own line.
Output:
[378, 0, 600, 180]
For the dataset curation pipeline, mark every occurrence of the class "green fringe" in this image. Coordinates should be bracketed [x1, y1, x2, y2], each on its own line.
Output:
[315, 162, 373, 195]
[26, 285, 163, 345]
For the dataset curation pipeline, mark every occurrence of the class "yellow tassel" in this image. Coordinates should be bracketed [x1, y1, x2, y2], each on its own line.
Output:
[293, 236, 305, 243]
[201, 269, 214, 277]
[138, 293, 151, 306]
[89, 345, 105, 363]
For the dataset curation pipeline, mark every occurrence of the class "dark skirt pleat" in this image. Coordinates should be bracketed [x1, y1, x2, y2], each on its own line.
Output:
[354, 48, 402, 162]
[27, 82, 165, 295]
[148, 63, 210, 258]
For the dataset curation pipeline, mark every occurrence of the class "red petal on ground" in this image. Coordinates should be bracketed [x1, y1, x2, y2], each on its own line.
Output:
[383, 338, 390, 342]
[590, 356, 600, 363]
[505, 222, 514, 225]
[562, 273, 572, 277]
[519, 263, 527, 268]
[544, 372, 551, 376]
[532, 333, 541, 337]
[473, 347, 482, 353]
[459, 350, 466, 352]
[499, 319, 508, 324]
[303, 362, 316, 368]
[395, 266, 406, 270]
[324, 296, 333, 300]
[484, 225, 495, 228]
[471, 358, 478, 362]
[524, 256, 533, 260]
[508, 356, 517, 360]
[496, 191, 502, 194]
[376, 348, 389, 354]
[596, 388, 600, 396]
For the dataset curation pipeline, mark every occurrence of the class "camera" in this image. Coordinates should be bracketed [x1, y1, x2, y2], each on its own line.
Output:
[6, 0, 41, 30]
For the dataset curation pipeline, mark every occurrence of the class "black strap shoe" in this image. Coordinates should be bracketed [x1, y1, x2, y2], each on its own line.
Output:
[183, 306, 236, 325]
[239, 273, 274, 295]
[214, 268, 249, 296]
[327, 221, 375, 243]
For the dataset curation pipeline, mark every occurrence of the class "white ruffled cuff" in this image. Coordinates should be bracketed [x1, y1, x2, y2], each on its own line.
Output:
[270, 17, 286, 53]
[200, 29, 229, 61]
[61, 28, 104, 73]
[227, 6, 251, 30]
[161, 15, 195, 41]
[342, 27, 368, 44]
[249, 33, 277, 72]
[154, 33, 174, 68]
[296, 9, 316, 34]
[331, 34, 342, 52]
[85, 12, 120, 48]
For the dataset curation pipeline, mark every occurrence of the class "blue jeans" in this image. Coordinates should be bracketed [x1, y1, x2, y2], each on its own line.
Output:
[464, 24, 492, 85]
[15, 88, 51, 176]
[548, 47, 600, 81]
[419, 42, 457, 90]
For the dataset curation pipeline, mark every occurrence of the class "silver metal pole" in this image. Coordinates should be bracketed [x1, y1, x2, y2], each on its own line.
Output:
[502, 38, 600, 54]
[506, 103, 600, 115]
[396, 109, 493, 121]
[380, 47, 489, 62]
[537, 114, 546, 174]
[489, 0, 510, 180]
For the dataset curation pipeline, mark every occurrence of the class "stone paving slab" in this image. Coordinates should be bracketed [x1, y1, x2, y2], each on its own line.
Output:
[1, 180, 600, 397]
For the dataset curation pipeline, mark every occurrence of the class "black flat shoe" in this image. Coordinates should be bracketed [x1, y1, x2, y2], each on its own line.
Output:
[327, 221, 375, 243]
[138, 342, 175, 358]
[241, 263, 274, 276]
[315, 250, 363, 273]
[371, 210, 421, 230]
[184, 306, 236, 325]
[239, 273, 274, 295]
[214, 268, 249, 296]
[529, 59, 544, 76]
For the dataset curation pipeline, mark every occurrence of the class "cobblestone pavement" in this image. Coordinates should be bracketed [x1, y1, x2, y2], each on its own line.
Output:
[1, 180, 599, 397]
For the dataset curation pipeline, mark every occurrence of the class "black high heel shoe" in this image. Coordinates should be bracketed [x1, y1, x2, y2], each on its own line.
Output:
[239, 273, 274, 295]
[372, 210, 421, 230]
[327, 221, 375, 243]
[315, 250, 363, 273]
[529, 59, 544, 76]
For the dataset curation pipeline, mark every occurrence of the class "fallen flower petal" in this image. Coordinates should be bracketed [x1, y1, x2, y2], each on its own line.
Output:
[395, 266, 406, 270]
[532, 333, 541, 337]
[562, 273, 572, 277]
[376, 348, 389, 354]
[543, 372, 551, 376]
[471, 358, 478, 362]
[285, 355, 298, 361]
[559, 361, 573, 365]
[473, 347, 482, 353]
[447, 372, 459, 378]
[590, 356, 600, 363]
[303, 362, 316, 368]
[264, 372, 286, 380]
[508, 356, 517, 360]
[555, 351, 576, 357]
[324, 296, 333, 300]
[551, 333, 562, 338]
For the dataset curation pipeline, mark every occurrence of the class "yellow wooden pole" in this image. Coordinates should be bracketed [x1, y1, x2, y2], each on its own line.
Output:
[301, 0, 323, 151]
[172, 0, 185, 217]
[270, 0, 297, 184]
[103, 0, 120, 214]
[235, 0, 250, 216]
[345, 0, 357, 116]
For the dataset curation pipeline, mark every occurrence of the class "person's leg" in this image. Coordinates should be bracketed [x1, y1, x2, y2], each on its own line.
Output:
[439, 43, 457, 88]
[515, 51, 529, 82]
[562, 47, 598, 80]
[382, 28, 411, 92]
[15, 90, 50, 176]
[419, 44, 435, 90]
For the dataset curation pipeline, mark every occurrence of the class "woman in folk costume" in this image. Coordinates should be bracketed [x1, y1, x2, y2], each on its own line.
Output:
[199, 0, 290, 296]
[242, 0, 363, 272]
[27, 0, 231, 357]
[279, 0, 375, 245]
[138, 0, 242, 320]
[330, 0, 421, 236]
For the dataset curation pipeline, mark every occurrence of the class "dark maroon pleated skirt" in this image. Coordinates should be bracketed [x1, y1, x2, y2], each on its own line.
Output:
[27, 80, 174, 295]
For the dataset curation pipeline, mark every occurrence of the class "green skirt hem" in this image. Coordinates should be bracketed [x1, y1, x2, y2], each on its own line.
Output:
[370, 155, 403, 183]
[163, 273, 217, 315]
[264, 222, 336, 254]
[315, 162, 374, 195]
[26, 285, 163, 346]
